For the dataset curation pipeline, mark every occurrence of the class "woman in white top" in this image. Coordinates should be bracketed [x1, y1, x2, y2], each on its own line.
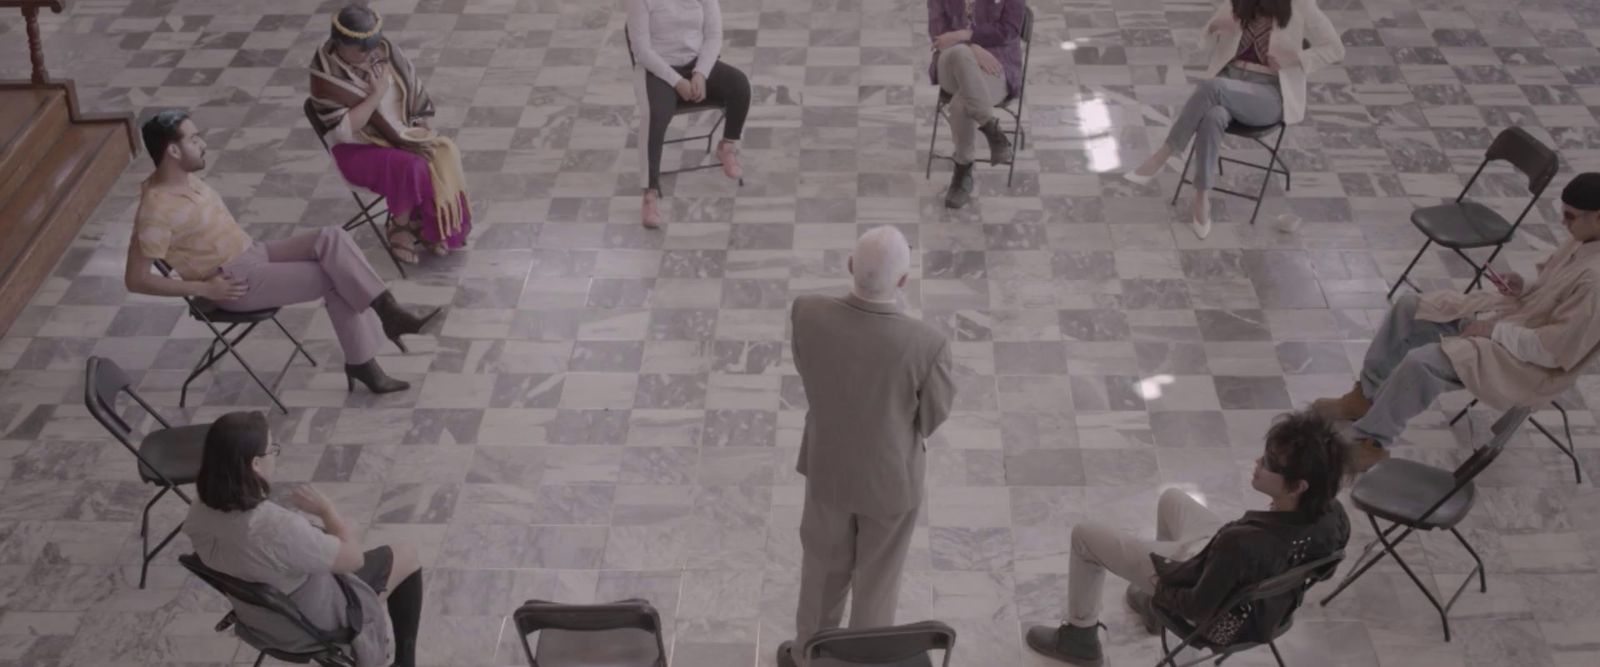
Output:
[1124, 0, 1343, 240]
[627, 0, 750, 229]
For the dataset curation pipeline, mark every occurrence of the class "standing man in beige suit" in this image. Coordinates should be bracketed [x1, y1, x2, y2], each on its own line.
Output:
[778, 226, 957, 667]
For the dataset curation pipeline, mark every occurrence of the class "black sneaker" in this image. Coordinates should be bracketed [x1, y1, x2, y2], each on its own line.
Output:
[979, 118, 1013, 164]
[945, 160, 975, 209]
[1125, 585, 1162, 635]
[1024, 623, 1105, 666]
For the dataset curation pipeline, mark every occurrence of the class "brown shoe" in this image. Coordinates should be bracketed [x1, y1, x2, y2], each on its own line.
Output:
[1312, 382, 1372, 422]
[1349, 438, 1390, 474]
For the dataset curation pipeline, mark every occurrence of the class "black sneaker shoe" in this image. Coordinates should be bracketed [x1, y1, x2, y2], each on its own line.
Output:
[1125, 585, 1161, 635]
[945, 160, 975, 209]
[979, 118, 1013, 164]
[1024, 623, 1105, 666]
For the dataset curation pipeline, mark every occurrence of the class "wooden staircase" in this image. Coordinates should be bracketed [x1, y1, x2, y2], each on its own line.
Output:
[0, 0, 137, 336]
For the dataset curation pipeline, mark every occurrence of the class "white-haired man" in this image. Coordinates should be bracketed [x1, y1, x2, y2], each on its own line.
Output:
[779, 226, 957, 666]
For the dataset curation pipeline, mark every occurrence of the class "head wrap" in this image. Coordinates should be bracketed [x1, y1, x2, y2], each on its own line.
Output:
[1562, 173, 1600, 212]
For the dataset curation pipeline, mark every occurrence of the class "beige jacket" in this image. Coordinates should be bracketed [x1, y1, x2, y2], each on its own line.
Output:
[791, 294, 955, 517]
[1418, 240, 1600, 410]
[1201, 0, 1344, 125]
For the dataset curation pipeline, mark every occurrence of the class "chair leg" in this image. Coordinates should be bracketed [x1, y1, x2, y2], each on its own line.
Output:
[1171, 145, 1198, 206]
[351, 194, 405, 279]
[204, 321, 290, 415]
[140, 486, 168, 589]
[1465, 244, 1505, 293]
[1387, 239, 1432, 300]
[1448, 398, 1479, 426]
[1450, 527, 1487, 594]
[1268, 642, 1286, 667]
[1530, 410, 1583, 484]
[180, 323, 242, 408]
[253, 651, 266, 667]
[926, 102, 944, 179]
[270, 316, 318, 368]
[1321, 519, 1409, 607]
[1366, 515, 1454, 641]
[1248, 130, 1288, 226]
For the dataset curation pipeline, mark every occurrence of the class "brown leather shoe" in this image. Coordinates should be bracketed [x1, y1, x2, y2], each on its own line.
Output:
[1349, 438, 1390, 474]
[1313, 382, 1372, 422]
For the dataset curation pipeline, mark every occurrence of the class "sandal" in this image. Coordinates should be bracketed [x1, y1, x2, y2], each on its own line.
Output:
[384, 219, 421, 264]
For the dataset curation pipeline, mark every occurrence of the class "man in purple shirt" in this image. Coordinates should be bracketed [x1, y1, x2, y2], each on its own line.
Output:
[928, 0, 1027, 209]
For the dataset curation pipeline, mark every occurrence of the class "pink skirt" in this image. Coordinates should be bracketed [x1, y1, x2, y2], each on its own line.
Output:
[332, 143, 471, 249]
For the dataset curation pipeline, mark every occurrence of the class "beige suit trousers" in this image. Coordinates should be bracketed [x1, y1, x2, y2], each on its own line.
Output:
[794, 494, 919, 647]
[1064, 488, 1223, 626]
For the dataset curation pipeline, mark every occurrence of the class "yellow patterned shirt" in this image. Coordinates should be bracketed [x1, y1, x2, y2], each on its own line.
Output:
[134, 175, 253, 280]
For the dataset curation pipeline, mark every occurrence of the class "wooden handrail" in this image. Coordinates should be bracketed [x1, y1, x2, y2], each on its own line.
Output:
[2, 1, 66, 85]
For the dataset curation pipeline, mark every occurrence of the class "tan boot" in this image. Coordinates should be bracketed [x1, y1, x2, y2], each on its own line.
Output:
[1312, 382, 1372, 422]
[1349, 438, 1390, 474]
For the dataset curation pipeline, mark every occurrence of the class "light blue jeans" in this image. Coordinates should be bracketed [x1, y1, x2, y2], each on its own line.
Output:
[1352, 294, 1468, 447]
[1165, 66, 1282, 190]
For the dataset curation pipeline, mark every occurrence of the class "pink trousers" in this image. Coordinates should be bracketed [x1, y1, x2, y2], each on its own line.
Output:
[215, 227, 387, 364]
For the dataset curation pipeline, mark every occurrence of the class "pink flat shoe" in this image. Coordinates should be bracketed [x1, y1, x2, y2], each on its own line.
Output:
[641, 189, 662, 229]
[716, 141, 744, 183]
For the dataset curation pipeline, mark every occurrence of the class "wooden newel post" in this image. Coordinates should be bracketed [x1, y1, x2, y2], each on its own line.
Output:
[22, 5, 48, 84]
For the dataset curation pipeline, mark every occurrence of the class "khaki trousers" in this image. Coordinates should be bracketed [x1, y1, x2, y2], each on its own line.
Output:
[793, 495, 919, 649]
[1064, 488, 1223, 627]
[937, 44, 1008, 164]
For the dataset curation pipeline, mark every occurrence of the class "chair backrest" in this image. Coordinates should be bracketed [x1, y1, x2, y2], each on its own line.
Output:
[1020, 5, 1033, 43]
[623, 26, 637, 68]
[1484, 127, 1559, 196]
[85, 356, 175, 478]
[801, 620, 957, 667]
[303, 97, 337, 151]
[512, 599, 667, 667]
[1237, 550, 1344, 605]
[1454, 406, 1531, 483]
[179, 553, 358, 666]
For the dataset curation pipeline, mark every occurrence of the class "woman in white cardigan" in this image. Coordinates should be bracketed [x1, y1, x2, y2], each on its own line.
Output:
[1125, 0, 1343, 239]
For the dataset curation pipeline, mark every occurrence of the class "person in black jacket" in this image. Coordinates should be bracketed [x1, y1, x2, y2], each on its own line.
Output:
[1025, 410, 1351, 665]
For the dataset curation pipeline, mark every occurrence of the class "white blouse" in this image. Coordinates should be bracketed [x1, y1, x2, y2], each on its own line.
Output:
[626, 0, 722, 87]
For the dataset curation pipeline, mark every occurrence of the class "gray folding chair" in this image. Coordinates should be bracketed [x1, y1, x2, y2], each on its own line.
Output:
[181, 553, 359, 667]
[84, 356, 207, 589]
[1319, 407, 1532, 641]
[1153, 551, 1344, 667]
[1171, 120, 1290, 227]
[156, 259, 312, 415]
[623, 28, 742, 191]
[302, 97, 409, 279]
[926, 6, 1033, 187]
[1387, 127, 1558, 299]
[513, 598, 667, 667]
[1448, 397, 1581, 484]
[801, 620, 956, 667]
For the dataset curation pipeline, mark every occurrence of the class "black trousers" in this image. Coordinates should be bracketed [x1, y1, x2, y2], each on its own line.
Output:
[635, 59, 751, 190]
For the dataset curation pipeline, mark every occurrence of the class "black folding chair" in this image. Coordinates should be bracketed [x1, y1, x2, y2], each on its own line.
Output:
[1319, 407, 1532, 641]
[1448, 398, 1581, 484]
[1171, 120, 1291, 227]
[513, 598, 667, 667]
[925, 6, 1033, 187]
[1387, 127, 1558, 299]
[84, 356, 206, 589]
[624, 28, 742, 191]
[801, 620, 956, 667]
[1151, 550, 1342, 667]
[157, 260, 313, 415]
[303, 98, 409, 279]
[180, 553, 359, 667]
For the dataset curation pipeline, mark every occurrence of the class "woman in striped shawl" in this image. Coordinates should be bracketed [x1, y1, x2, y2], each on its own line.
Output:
[308, 3, 471, 263]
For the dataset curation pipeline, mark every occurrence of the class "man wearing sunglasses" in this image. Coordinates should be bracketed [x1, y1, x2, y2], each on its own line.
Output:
[1315, 172, 1600, 472]
[1027, 410, 1351, 665]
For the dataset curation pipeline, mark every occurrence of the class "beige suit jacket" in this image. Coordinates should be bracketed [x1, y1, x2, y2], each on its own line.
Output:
[791, 293, 955, 517]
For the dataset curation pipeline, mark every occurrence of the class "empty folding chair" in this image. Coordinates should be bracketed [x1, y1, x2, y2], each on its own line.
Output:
[1387, 128, 1558, 299]
[303, 97, 409, 278]
[513, 598, 668, 667]
[1152, 551, 1344, 667]
[926, 6, 1033, 188]
[157, 259, 313, 414]
[84, 356, 207, 589]
[1319, 407, 1532, 641]
[180, 553, 359, 667]
[800, 620, 956, 667]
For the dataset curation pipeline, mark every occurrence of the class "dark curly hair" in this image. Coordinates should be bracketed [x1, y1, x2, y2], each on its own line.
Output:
[197, 411, 273, 513]
[1233, 0, 1293, 28]
[1263, 410, 1348, 519]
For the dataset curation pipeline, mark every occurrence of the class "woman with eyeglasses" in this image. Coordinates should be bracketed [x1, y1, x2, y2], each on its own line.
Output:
[1025, 410, 1350, 665]
[184, 412, 424, 667]
[309, 2, 472, 263]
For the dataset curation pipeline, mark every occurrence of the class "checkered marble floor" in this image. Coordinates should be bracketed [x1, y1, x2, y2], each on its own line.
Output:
[2, 0, 1600, 665]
